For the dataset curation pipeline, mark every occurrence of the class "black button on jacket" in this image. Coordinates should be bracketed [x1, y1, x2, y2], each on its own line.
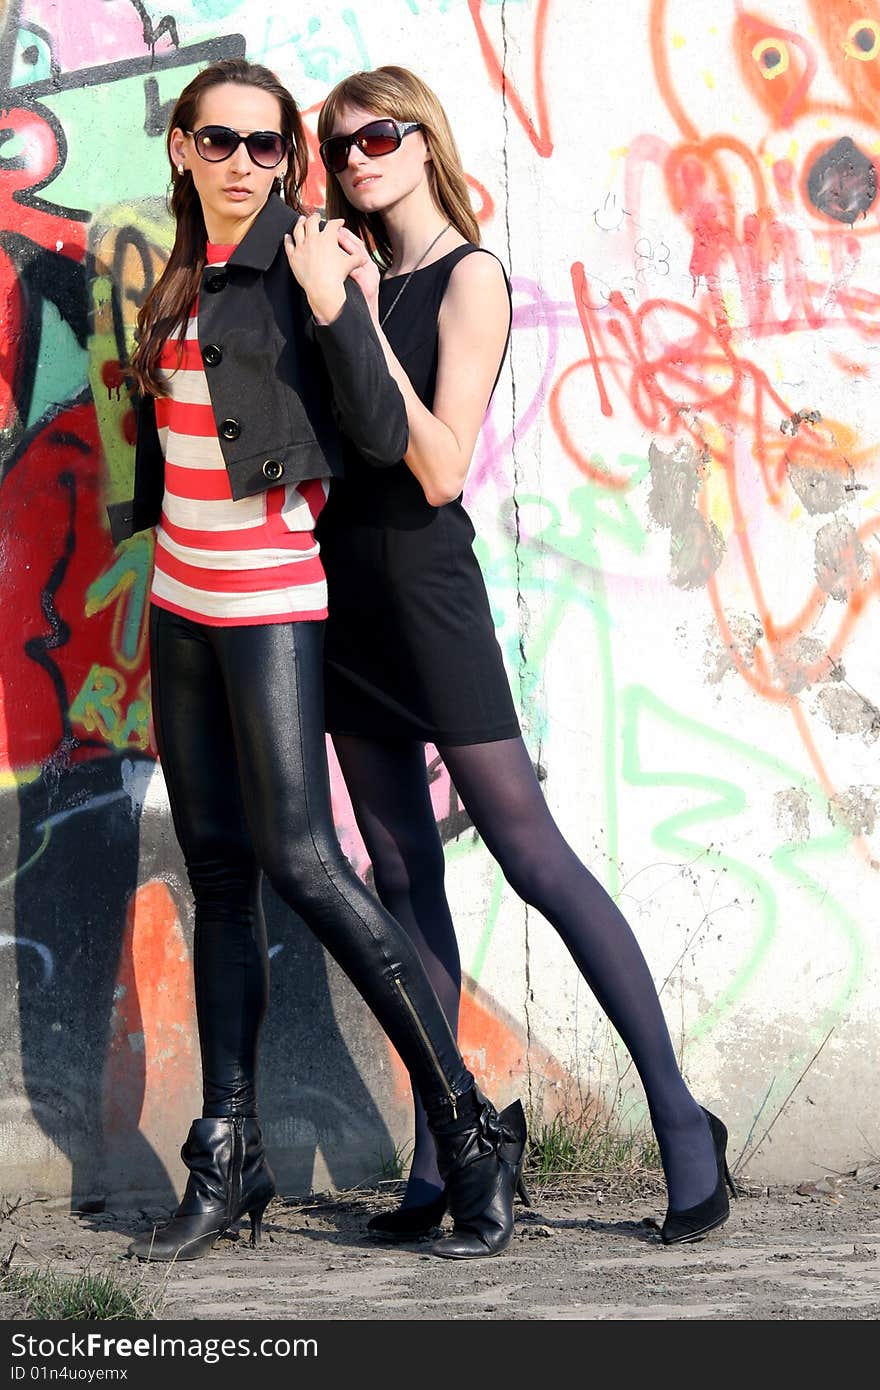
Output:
[107, 195, 408, 544]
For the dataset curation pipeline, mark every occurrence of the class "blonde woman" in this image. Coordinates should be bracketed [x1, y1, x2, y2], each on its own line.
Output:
[311, 65, 735, 1247]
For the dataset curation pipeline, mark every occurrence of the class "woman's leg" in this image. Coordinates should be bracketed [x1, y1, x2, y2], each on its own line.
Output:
[217, 620, 529, 1257]
[131, 606, 275, 1261]
[147, 611, 524, 1260]
[212, 620, 472, 1124]
[439, 736, 719, 1211]
[332, 734, 457, 1209]
[150, 605, 268, 1119]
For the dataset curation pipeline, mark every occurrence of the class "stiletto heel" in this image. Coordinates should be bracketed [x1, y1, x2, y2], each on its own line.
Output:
[660, 1107, 735, 1246]
[517, 1175, 532, 1207]
[249, 1199, 270, 1247]
[128, 1117, 276, 1262]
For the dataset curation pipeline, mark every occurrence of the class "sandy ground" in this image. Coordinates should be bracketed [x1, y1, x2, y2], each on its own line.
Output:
[2, 1163, 879, 1323]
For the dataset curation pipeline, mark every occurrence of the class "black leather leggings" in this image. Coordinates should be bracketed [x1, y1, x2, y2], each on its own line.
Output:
[148, 605, 472, 1122]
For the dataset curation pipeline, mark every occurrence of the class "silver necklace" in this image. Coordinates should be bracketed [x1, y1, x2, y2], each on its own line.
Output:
[379, 223, 452, 327]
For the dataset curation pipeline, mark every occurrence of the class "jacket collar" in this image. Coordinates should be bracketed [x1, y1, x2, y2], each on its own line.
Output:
[226, 194, 300, 272]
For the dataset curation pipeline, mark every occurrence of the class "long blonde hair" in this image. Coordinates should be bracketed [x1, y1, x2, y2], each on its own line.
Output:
[318, 66, 479, 268]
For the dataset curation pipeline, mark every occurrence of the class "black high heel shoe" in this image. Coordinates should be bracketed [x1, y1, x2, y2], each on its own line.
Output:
[429, 1090, 528, 1260]
[366, 1190, 448, 1240]
[129, 1116, 275, 1262]
[660, 1107, 737, 1245]
[367, 1171, 531, 1241]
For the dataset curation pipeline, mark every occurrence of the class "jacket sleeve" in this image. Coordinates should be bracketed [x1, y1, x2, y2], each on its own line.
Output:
[105, 394, 164, 543]
[312, 279, 408, 465]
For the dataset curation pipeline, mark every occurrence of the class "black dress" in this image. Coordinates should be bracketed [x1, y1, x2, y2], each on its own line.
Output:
[317, 244, 521, 746]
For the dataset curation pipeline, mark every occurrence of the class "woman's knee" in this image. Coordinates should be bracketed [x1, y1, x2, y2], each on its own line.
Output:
[498, 841, 561, 913]
[259, 828, 354, 918]
[186, 841, 259, 918]
[370, 830, 446, 907]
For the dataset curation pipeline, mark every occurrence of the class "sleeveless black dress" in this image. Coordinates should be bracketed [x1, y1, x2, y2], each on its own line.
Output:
[317, 244, 521, 746]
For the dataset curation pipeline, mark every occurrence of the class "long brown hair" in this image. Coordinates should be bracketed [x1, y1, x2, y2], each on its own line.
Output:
[132, 58, 308, 397]
[318, 66, 479, 269]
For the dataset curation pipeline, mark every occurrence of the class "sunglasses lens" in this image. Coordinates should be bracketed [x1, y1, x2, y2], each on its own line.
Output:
[321, 137, 350, 173]
[320, 121, 405, 174]
[248, 132, 286, 167]
[358, 121, 401, 157]
[196, 127, 238, 161]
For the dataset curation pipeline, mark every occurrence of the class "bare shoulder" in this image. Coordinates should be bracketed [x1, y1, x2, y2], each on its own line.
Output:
[441, 251, 510, 333]
[445, 248, 509, 296]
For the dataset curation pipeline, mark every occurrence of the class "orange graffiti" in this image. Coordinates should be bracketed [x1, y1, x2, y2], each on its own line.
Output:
[562, 3, 880, 868]
[101, 880, 198, 1141]
[386, 976, 572, 1110]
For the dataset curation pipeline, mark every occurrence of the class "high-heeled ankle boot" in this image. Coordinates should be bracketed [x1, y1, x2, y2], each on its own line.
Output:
[366, 1190, 448, 1240]
[660, 1107, 737, 1245]
[129, 1116, 275, 1262]
[429, 1089, 528, 1260]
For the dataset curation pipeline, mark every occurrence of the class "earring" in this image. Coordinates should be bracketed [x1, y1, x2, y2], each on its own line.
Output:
[177, 163, 185, 176]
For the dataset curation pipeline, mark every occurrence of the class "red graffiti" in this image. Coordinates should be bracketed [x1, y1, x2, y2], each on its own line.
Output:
[0, 107, 87, 434]
[467, 0, 554, 158]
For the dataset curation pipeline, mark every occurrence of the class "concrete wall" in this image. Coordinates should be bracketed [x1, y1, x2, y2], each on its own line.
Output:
[1, 0, 877, 1205]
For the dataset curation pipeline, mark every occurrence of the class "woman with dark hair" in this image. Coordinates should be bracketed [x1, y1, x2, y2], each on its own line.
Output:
[115, 56, 526, 1264]
[311, 64, 736, 1247]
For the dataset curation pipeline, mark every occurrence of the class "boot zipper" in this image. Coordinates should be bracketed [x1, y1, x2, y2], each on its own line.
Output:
[392, 973, 458, 1119]
[230, 1117, 243, 1223]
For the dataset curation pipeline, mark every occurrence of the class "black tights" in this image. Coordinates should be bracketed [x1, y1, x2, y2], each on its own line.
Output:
[333, 733, 718, 1211]
[148, 606, 474, 1127]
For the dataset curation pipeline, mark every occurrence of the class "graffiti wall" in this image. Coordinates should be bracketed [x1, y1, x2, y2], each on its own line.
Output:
[1, 0, 877, 1203]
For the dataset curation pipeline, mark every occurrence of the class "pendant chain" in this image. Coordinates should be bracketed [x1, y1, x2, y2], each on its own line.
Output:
[379, 223, 452, 328]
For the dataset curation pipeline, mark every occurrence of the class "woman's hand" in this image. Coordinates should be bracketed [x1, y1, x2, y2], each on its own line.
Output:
[337, 226, 381, 320]
[284, 214, 353, 324]
[285, 214, 379, 324]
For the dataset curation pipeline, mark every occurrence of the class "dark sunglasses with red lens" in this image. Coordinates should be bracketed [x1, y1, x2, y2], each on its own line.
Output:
[186, 125, 289, 169]
[319, 118, 422, 174]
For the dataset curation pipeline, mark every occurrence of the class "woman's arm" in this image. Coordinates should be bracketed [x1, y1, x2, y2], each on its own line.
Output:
[285, 216, 408, 464]
[343, 239, 511, 507]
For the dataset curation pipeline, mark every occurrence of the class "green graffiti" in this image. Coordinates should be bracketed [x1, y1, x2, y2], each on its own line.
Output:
[250, 10, 370, 82]
[36, 62, 224, 213]
[467, 456, 865, 1113]
[481, 456, 648, 894]
[341, 10, 371, 70]
[85, 533, 153, 669]
[27, 299, 88, 428]
[189, 0, 248, 17]
[620, 682, 865, 1116]
[10, 28, 53, 87]
[465, 457, 648, 981]
[69, 663, 149, 751]
[469, 861, 507, 984]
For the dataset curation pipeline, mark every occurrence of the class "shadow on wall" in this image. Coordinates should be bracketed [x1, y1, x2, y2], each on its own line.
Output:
[1, 752, 401, 1215]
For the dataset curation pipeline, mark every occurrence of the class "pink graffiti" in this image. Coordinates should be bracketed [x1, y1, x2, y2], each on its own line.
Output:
[19, 0, 175, 70]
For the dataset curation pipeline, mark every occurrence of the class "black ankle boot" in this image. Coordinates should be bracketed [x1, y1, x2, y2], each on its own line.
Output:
[429, 1090, 528, 1260]
[129, 1117, 275, 1262]
[366, 1190, 448, 1240]
[660, 1108, 737, 1245]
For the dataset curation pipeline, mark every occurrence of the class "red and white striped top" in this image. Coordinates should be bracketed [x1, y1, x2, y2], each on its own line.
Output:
[150, 243, 328, 626]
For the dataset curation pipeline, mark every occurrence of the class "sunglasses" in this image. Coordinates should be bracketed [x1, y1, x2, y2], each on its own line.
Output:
[319, 118, 422, 174]
[186, 125, 289, 169]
